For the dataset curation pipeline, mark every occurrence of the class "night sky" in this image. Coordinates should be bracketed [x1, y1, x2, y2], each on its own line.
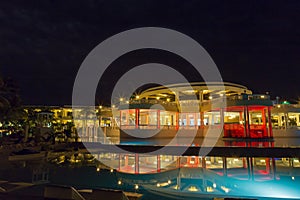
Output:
[1, 0, 300, 105]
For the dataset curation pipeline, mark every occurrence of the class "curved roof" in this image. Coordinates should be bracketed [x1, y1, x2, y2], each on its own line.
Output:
[139, 82, 252, 100]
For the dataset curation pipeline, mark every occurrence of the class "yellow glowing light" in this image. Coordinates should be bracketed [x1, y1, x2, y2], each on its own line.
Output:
[126, 101, 129, 104]
[206, 186, 214, 192]
[112, 105, 115, 108]
[168, 180, 171, 184]
[99, 106, 103, 109]
[136, 96, 140, 99]
[209, 96, 213, 100]
[118, 180, 122, 185]
[110, 169, 114, 172]
[120, 98, 124, 102]
[156, 183, 161, 187]
[220, 93, 224, 97]
[221, 186, 230, 193]
[134, 184, 139, 190]
[188, 186, 198, 192]
[156, 97, 160, 100]
[96, 167, 100, 172]
[167, 98, 170, 102]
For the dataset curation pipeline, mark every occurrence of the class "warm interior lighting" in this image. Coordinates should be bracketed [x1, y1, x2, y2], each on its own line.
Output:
[118, 180, 122, 185]
[167, 98, 170, 102]
[134, 184, 139, 190]
[110, 169, 114, 172]
[120, 98, 124, 102]
[206, 186, 214, 192]
[188, 186, 198, 192]
[136, 95, 140, 99]
[156, 96, 160, 100]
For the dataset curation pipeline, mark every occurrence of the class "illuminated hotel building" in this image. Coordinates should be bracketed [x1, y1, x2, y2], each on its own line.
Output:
[119, 82, 274, 139]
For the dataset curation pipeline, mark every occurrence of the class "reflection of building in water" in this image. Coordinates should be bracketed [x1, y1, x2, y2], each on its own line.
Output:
[91, 151, 300, 199]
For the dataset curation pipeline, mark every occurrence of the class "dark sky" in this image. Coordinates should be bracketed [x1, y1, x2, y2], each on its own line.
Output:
[1, 0, 300, 105]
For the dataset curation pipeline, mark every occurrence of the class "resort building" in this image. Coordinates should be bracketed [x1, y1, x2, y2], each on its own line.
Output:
[22, 82, 300, 141]
[119, 82, 274, 139]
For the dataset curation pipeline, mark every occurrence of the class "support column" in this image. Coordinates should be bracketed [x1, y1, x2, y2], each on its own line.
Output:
[118, 154, 121, 171]
[284, 113, 288, 130]
[157, 110, 160, 129]
[243, 106, 250, 138]
[200, 112, 204, 126]
[220, 108, 224, 131]
[202, 157, 206, 169]
[262, 108, 267, 137]
[175, 112, 179, 130]
[120, 111, 122, 129]
[125, 155, 129, 166]
[268, 106, 273, 137]
[157, 155, 161, 172]
[135, 109, 139, 129]
[135, 154, 139, 174]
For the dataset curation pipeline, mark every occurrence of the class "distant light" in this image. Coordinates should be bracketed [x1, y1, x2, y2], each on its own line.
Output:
[167, 98, 170, 102]
[96, 167, 100, 172]
[156, 183, 161, 187]
[99, 106, 103, 109]
[220, 94, 224, 97]
[110, 169, 114, 173]
[282, 101, 290, 105]
[120, 98, 124, 102]
[213, 183, 217, 188]
[126, 101, 129, 104]
[292, 176, 295, 180]
[277, 105, 281, 108]
[112, 105, 115, 108]
[118, 180, 122, 185]
[156, 97, 160, 100]
[260, 95, 265, 99]
[168, 180, 171, 184]
[209, 96, 213, 100]
[134, 184, 139, 190]
[136, 96, 140, 99]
